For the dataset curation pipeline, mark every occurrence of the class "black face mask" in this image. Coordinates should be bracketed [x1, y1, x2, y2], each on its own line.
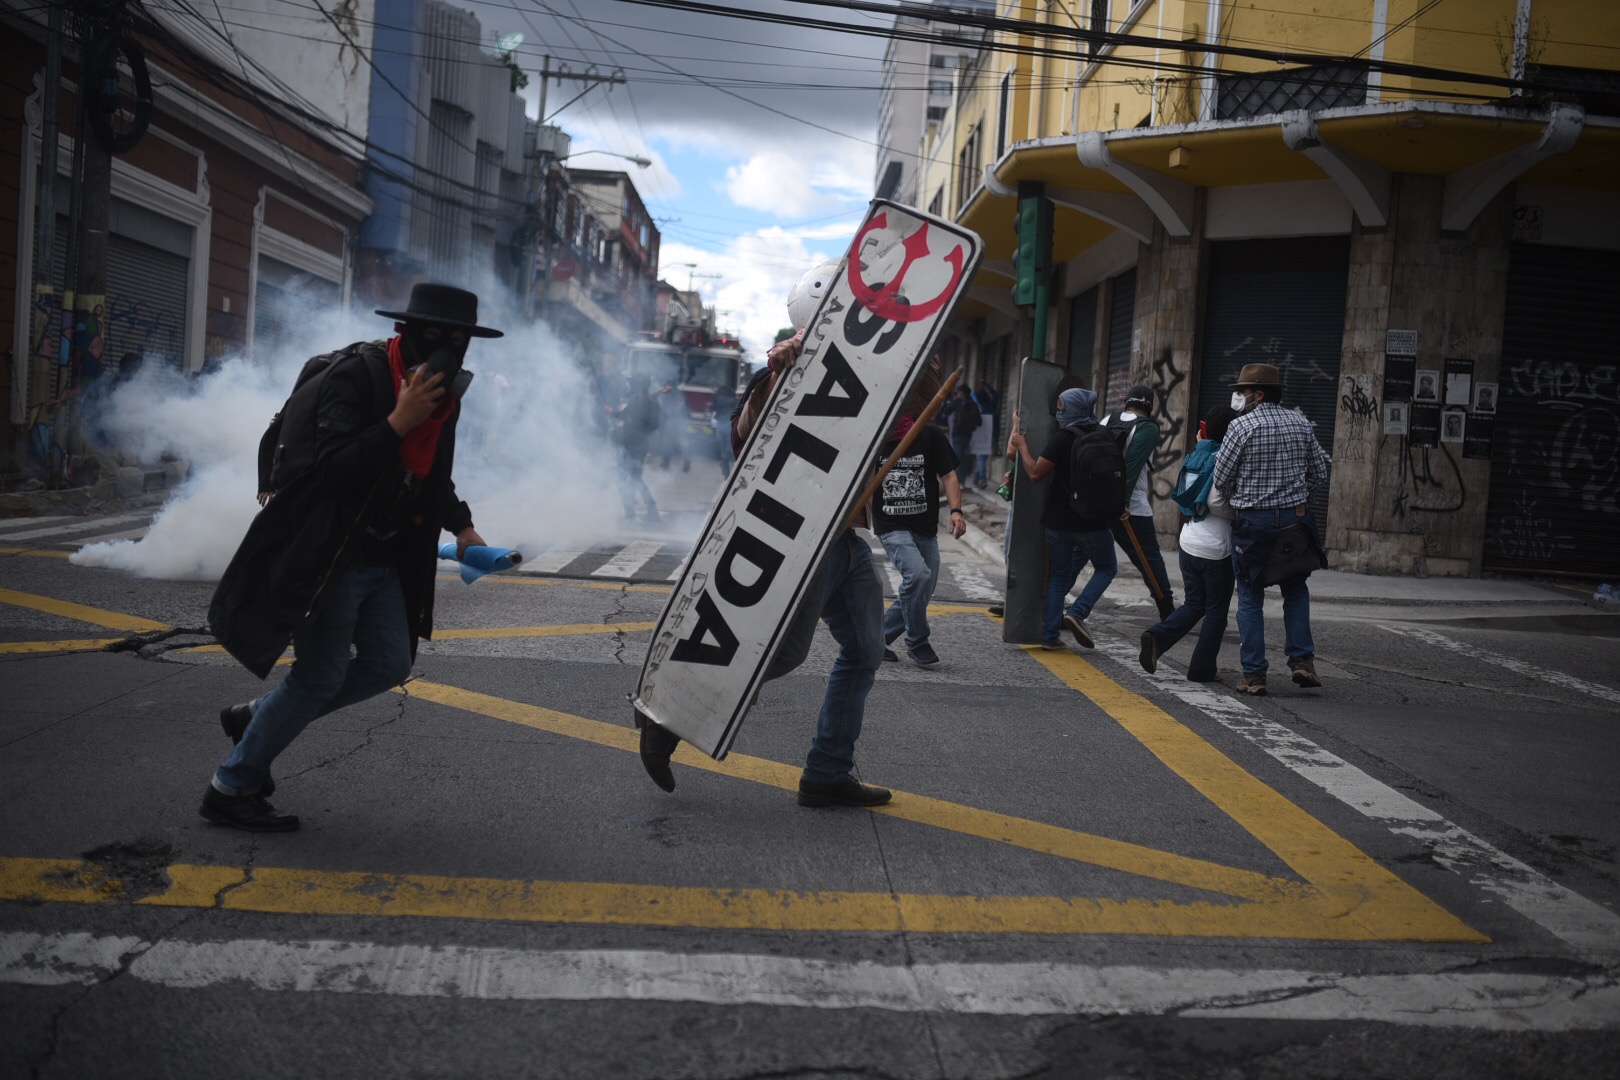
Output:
[402, 324, 474, 399]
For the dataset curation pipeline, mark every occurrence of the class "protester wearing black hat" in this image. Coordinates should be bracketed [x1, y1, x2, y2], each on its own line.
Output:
[1101, 385, 1176, 620]
[203, 284, 501, 831]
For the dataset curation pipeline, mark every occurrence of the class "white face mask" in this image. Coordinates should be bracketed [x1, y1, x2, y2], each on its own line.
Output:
[1231, 391, 1248, 411]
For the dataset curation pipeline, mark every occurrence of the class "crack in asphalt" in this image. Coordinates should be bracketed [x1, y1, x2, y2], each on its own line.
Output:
[279, 686, 411, 782]
[26, 838, 256, 1079]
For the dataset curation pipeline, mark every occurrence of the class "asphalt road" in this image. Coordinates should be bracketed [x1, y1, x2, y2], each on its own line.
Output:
[2, 462, 1618, 1078]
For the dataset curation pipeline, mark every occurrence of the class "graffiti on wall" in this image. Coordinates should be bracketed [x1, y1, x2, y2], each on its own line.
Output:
[1337, 373, 1379, 465]
[1146, 346, 1187, 497]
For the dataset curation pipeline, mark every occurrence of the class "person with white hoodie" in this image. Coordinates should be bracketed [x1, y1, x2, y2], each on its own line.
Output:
[1138, 403, 1238, 682]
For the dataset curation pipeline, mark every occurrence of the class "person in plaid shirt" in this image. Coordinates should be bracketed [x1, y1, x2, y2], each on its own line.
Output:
[1212, 363, 1331, 696]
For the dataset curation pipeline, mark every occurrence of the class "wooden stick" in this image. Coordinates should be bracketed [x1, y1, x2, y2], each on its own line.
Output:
[845, 367, 963, 531]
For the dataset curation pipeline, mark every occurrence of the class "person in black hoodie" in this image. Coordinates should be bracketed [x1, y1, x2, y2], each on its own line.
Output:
[203, 284, 499, 832]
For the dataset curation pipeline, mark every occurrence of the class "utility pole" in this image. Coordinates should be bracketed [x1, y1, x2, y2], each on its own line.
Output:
[525, 56, 627, 322]
[27, 0, 62, 467]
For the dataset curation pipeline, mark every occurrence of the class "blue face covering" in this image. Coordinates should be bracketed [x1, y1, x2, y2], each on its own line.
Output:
[1056, 387, 1099, 430]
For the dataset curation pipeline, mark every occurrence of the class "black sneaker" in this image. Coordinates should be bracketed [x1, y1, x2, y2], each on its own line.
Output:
[882, 647, 899, 663]
[797, 776, 893, 808]
[1139, 631, 1159, 674]
[218, 704, 274, 797]
[908, 641, 940, 667]
[199, 786, 299, 832]
[1062, 614, 1095, 649]
[987, 604, 1004, 618]
[636, 713, 681, 792]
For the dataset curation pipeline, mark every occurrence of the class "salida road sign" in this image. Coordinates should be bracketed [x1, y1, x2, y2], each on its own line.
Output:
[632, 201, 984, 760]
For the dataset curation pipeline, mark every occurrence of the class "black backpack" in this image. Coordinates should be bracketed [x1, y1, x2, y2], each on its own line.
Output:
[1066, 426, 1129, 523]
[258, 342, 394, 494]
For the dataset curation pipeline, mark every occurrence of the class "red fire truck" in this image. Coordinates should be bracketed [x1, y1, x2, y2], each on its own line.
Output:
[616, 323, 749, 459]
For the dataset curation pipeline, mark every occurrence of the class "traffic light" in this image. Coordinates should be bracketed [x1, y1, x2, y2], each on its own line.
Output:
[1011, 196, 1053, 307]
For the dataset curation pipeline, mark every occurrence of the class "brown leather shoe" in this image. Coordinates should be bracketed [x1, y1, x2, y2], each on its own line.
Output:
[1289, 658, 1322, 688]
[1235, 673, 1267, 696]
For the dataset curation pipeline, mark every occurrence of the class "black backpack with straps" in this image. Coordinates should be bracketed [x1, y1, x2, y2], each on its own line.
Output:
[1065, 425, 1129, 524]
[257, 341, 394, 495]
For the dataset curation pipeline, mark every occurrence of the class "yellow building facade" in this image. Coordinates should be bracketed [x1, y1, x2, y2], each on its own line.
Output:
[920, 0, 1620, 577]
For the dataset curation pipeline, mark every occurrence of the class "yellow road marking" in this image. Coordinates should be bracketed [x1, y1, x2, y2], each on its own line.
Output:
[0, 856, 1469, 939]
[0, 547, 73, 559]
[1025, 647, 1484, 941]
[457, 575, 673, 594]
[434, 622, 657, 639]
[405, 679, 1299, 903]
[0, 638, 122, 654]
[0, 587, 168, 632]
[0, 593, 1486, 941]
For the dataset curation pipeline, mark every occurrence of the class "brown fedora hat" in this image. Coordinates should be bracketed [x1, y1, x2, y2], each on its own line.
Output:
[1232, 363, 1283, 388]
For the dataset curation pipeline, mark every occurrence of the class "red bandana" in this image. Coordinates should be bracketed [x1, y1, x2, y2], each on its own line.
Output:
[386, 336, 456, 478]
[891, 413, 917, 441]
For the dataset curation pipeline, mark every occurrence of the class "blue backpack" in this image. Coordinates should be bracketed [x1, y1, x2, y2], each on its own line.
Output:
[1170, 440, 1219, 521]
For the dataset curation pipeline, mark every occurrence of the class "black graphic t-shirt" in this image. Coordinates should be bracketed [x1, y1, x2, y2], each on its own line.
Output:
[872, 424, 960, 536]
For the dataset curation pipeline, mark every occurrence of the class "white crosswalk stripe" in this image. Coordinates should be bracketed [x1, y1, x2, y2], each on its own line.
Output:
[525, 548, 589, 574]
[75, 527, 151, 546]
[0, 511, 153, 543]
[591, 540, 663, 579]
[947, 561, 1000, 601]
[0, 515, 80, 537]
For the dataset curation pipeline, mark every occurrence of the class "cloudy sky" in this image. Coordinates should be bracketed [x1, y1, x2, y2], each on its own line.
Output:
[459, 0, 895, 358]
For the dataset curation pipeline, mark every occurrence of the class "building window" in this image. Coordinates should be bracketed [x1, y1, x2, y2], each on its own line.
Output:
[997, 70, 1011, 157]
[929, 80, 953, 96]
[927, 105, 948, 123]
[1216, 65, 1367, 120]
[956, 126, 979, 210]
[929, 188, 943, 217]
[1089, 0, 1108, 56]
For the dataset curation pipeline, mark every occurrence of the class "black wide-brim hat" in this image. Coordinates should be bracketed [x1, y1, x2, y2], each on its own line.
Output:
[376, 283, 504, 338]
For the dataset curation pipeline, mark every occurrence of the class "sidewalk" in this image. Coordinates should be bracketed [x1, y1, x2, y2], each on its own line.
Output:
[952, 482, 1612, 623]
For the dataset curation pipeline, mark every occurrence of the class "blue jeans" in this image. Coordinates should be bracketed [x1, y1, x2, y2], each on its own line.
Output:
[618, 445, 657, 515]
[214, 562, 414, 795]
[1042, 527, 1117, 644]
[1232, 509, 1316, 676]
[1111, 514, 1174, 605]
[764, 531, 884, 784]
[878, 529, 940, 649]
[1146, 549, 1235, 681]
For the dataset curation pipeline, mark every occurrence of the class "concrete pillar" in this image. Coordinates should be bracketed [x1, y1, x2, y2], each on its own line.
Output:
[1130, 192, 1208, 546]
[1326, 174, 1513, 576]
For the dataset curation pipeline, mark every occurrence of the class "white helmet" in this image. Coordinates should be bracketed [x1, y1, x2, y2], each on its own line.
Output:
[786, 258, 842, 331]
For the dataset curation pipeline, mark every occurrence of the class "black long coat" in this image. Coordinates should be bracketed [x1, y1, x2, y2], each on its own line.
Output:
[209, 345, 472, 679]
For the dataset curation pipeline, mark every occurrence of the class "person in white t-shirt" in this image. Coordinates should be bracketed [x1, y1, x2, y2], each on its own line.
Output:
[1138, 403, 1238, 682]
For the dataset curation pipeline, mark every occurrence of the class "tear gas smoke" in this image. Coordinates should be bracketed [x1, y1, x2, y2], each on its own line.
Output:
[71, 279, 671, 581]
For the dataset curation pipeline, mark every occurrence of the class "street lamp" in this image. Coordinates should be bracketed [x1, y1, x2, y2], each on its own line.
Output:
[557, 148, 652, 169]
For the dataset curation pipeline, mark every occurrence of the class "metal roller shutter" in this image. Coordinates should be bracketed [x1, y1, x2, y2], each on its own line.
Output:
[1067, 284, 1098, 379]
[52, 214, 191, 374]
[1484, 244, 1620, 576]
[1196, 237, 1350, 526]
[1103, 268, 1136, 413]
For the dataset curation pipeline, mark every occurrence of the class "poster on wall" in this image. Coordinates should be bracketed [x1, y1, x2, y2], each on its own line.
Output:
[1386, 328, 1419, 356]
[1473, 382, 1498, 415]
[1409, 403, 1441, 447]
[1464, 415, 1495, 459]
[1441, 408, 1467, 444]
[1414, 369, 1440, 403]
[1383, 356, 1415, 401]
[1383, 401, 1408, 435]
[1444, 357, 1474, 406]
